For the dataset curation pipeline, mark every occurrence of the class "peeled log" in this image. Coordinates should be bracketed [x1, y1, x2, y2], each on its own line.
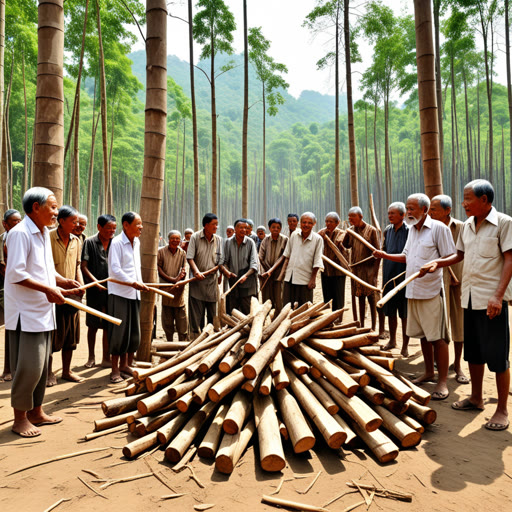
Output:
[298, 373, 339, 415]
[261, 303, 293, 339]
[244, 300, 273, 353]
[305, 338, 343, 356]
[208, 368, 246, 402]
[271, 350, 289, 390]
[312, 327, 357, 339]
[219, 337, 247, 373]
[360, 385, 385, 405]
[156, 410, 193, 444]
[215, 419, 256, 474]
[144, 409, 180, 434]
[288, 302, 312, 319]
[123, 432, 159, 459]
[176, 390, 195, 412]
[198, 403, 230, 458]
[253, 394, 286, 472]
[101, 392, 150, 417]
[276, 388, 315, 453]
[399, 414, 425, 434]
[198, 332, 242, 374]
[288, 370, 346, 449]
[397, 374, 431, 406]
[405, 399, 437, 425]
[350, 422, 399, 463]
[165, 401, 218, 462]
[152, 341, 190, 351]
[137, 383, 174, 415]
[259, 367, 273, 395]
[94, 411, 139, 432]
[337, 332, 379, 349]
[382, 397, 409, 416]
[334, 359, 370, 387]
[316, 376, 382, 432]
[333, 414, 357, 447]
[375, 405, 421, 448]
[368, 355, 395, 372]
[193, 371, 223, 405]
[282, 350, 309, 375]
[223, 390, 252, 435]
[168, 376, 206, 400]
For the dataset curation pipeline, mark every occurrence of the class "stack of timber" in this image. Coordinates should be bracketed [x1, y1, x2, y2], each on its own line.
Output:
[91, 298, 436, 473]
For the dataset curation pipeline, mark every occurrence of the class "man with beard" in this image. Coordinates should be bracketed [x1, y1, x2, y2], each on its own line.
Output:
[374, 193, 456, 400]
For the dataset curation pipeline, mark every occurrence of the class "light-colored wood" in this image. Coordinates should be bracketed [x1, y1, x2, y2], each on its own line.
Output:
[288, 370, 346, 448]
[358, 346, 394, 357]
[282, 350, 309, 375]
[208, 367, 246, 402]
[305, 338, 343, 356]
[323, 233, 350, 268]
[242, 372, 261, 393]
[126, 411, 143, 424]
[215, 418, 256, 474]
[176, 390, 195, 412]
[152, 341, 190, 351]
[75, 277, 110, 291]
[198, 332, 243, 374]
[145, 409, 180, 434]
[322, 255, 380, 292]
[288, 302, 311, 319]
[219, 337, 247, 373]
[158, 265, 219, 289]
[192, 371, 223, 405]
[290, 301, 327, 326]
[270, 350, 289, 390]
[382, 397, 409, 416]
[223, 390, 252, 435]
[345, 481, 413, 502]
[332, 414, 357, 446]
[94, 410, 137, 431]
[349, 421, 399, 463]
[198, 403, 230, 458]
[375, 405, 421, 448]
[156, 410, 192, 444]
[165, 402, 218, 462]
[398, 414, 425, 434]
[299, 373, 339, 415]
[85, 424, 127, 441]
[310, 327, 358, 339]
[405, 399, 437, 424]
[259, 367, 273, 395]
[345, 228, 378, 252]
[377, 271, 421, 308]
[396, 374, 431, 405]
[107, 277, 175, 300]
[244, 299, 273, 353]
[293, 343, 359, 397]
[168, 376, 205, 400]
[338, 332, 379, 349]
[64, 297, 122, 325]
[261, 495, 329, 512]
[349, 254, 375, 267]
[101, 392, 150, 417]
[122, 432, 159, 459]
[334, 360, 370, 387]
[253, 394, 286, 472]
[316, 376, 382, 432]
[262, 303, 293, 339]
[360, 385, 385, 405]
[137, 383, 174, 415]
[368, 355, 395, 371]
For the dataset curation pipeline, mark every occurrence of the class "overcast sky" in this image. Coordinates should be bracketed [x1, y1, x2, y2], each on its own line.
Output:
[133, 0, 507, 102]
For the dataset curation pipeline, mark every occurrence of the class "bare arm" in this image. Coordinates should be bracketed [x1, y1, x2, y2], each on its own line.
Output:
[487, 250, 512, 319]
[418, 250, 464, 276]
[16, 277, 66, 304]
[308, 267, 320, 290]
[262, 255, 285, 279]
[373, 249, 406, 263]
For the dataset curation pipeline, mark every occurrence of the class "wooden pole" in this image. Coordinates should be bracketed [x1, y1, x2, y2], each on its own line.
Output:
[101, 392, 150, 417]
[349, 421, 399, 463]
[322, 256, 380, 293]
[64, 297, 122, 325]
[377, 271, 421, 308]
[244, 299, 273, 353]
[374, 405, 421, 448]
[215, 418, 256, 474]
[156, 410, 192, 444]
[198, 403, 230, 458]
[223, 390, 252, 435]
[208, 367, 246, 402]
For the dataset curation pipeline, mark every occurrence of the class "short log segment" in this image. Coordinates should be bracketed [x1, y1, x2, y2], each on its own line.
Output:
[101, 392, 151, 417]
[156, 410, 193, 444]
[215, 419, 256, 474]
[374, 405, 421, 448]
[198, 403, 230, 458]
[193, 371, 223, 405]
[259, 367, 272, 395]
[244, 300, 273, 353]
[122, 432, 159, 459]
[298, 373, 339, 415]
[198, 332, 243, 374]
[405, 399, 437, 425]
[288, 370, 346, 449]
[137, 383, 174, 415]
[349, 421, 399, 463]
[168, 376, 206, 400]
[282, 350, 309, 375]
[360, 385, 385, 405]
[305, 338, 343, 356]
[223, 390, 252, 435]
[396, 374, 431, 406]
[270, 350, 289, 390]
[219, 337, 247, 373]
[261, 303, 292, 339]
[312, 327, 358, 339]
[276, 388, 315, 454]
[208, 367, 246, 402]
[94, 410, 138, 431]
[253, 394, 286, 472]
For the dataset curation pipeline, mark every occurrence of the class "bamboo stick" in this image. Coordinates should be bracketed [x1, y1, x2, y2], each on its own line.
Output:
[332, 414, 357, 447]
[282, 350, 309, 375]
[299, 373, 339, 415]
[208, 367, 246, 402]
[350, 421, 399, 463]
[253, 394, 286, 472]
[349, 254, 375, 267]
[162, 265, 219, 289]
[382, 397, 409, 416]
[377, 271, 421, 308]
[215, 419, 256, 474]
[405, 399, 437, 425]
[311, 327, 358, 339]
[323, 232, 350, 268]
[101, 392, 150, 417]
[156, 410, 193, 444]
[168, 376, 206, 400]
[262, 303, 293, 339]
[192, 371, 223, 405]
[75, 277, 110, 291]
[398, 414, 425, 434]
[63, 297, 122, 325]
[374, 405, 421, 448]
[259, 367, 273, 395]
[198, 403, 230, 458]
[223, 390, 252, 435]
[322, 256, 380, 292]
[244, 300, 273, 353]
[94, 411, 136, 432]
[345, 228, 378, 252]
[107, 277, 174, 300]
[271, 350, 289, 390]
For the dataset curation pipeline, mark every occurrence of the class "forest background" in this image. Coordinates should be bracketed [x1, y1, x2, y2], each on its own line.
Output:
[1, 0, 511, 236]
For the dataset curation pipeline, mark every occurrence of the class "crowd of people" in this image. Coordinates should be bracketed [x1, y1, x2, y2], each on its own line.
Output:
[0, 178, 510, 438]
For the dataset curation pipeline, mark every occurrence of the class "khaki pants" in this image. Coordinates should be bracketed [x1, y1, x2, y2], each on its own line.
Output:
[262, 280, 283, 314]
[161, 305, 188, 341]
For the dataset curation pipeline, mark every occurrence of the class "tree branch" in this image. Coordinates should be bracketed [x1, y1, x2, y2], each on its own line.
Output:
[168, 10, 189, 24]
[120, 0, 146, 43]
[195, 65, 212, 85]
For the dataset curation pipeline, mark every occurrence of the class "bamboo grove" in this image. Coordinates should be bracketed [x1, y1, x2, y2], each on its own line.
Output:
[0, 0, 511, 234]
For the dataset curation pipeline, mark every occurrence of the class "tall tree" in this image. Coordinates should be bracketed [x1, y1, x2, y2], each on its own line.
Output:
[242, 0, 248, 217]
[193, 0, 236, 214]
[506, 0, 512, 212]
[248, 27, 288, 224]
[33, 0, 64, 205]
[138, 0, 167, 362]
[0, 0, 5, 211]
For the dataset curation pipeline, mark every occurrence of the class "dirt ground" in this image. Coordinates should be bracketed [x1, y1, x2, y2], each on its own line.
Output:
[1, 279, 511, 512]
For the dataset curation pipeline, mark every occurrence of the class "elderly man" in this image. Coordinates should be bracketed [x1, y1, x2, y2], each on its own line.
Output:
[5, 187, 80, 437]
[318, 212, 348, 313]
[225, 225, 235, 239]
[287, 213, 300, 236]
[246, 219, 259, 246]
[158, 230, 188, 341]
[81, 214, 116, 368]
[423, 180, 512, 430]
[187, 213, 222, 337]
[429, 195, 468, 384]
[180, 228, 194, 252]
[280, 212, 324, 307]
[381, 202, 409, 357]
[343, 207, 380, 330]
[1, 209, 22, 381]
[73, 213, 87, 244]
[47, 205, 85, 386]
[220, 219, 259, 314]
[107, 212, 149, 383]
[260, 218, 288, 314]
[256, 226, 266, 251]
[374, 193, 456, 400]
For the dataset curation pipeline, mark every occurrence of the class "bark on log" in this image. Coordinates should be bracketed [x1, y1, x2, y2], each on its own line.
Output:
[282, 350, 310, 375]
[360, 385, 385, 405]
[156, 410, 193, 444]
[244, 300, 273, 353]
[223, 390, 252, 435]
[298, 373, 339, 415]
[122, 432, 159, 459]
[193, 371, 223, 405]
[396, 374, 431, 405]
[270, 349, 289, 390]
[219, 337, 247, 373]
[198, 403, 230, 458]
[283, 309, 346, 347]
[208, 368, 246, 402]
[101, 392, 150, 417]
[259, 367, 272, 395]
[405, 399, 437, 424]
[305, 338, 343, 356]
[215, 418, 256, 474]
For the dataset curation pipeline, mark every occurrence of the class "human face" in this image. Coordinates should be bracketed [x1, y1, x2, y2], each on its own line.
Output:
[288, 216, 298, 232]
[73, 216, 87, 237]
[405, 198, 427, 227]
[168, 233, 181, 251]
[226, 227, 234, 238]
[246, 225, 253, 235]
[387, 208, 405, 226]
[98, 221, 116, 241]
[124, 214, 143, 240]
[325, 217, 339, 233]
[185, 232, 192, 241]
[429, 200, 450, 223]
[204, 219, 218, 238]
[59, 214, 78, 236]
[257, 229, 265, 240]
[31, 195, 59, 230]
[235, 222, 248, 242]
[462, 187, 490, 219]
[300, 216, 315, 237]
[3, 212, 21, 232]
[269, 223, 281, 240]
[348, 212, 362, 227]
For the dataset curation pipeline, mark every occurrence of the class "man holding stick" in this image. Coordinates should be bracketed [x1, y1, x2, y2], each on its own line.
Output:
[187, 213, 222, 338]
[81, 214, 116, 368]
[421, 180, 512, 430]
[5, 187, 80, 437]
[158, 230, 188, 341]
[107, 212, 149, 383]
[374, 193, 456, 400]
[429, 195, 469, 385]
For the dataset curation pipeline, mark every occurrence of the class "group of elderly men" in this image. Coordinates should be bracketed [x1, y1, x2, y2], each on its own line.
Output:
[1, 178, 510, 438]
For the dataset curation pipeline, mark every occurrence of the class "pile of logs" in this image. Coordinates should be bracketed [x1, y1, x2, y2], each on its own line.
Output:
[91, 299, 436, 473]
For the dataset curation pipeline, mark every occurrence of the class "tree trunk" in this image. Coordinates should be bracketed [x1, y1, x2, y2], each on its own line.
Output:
[71, 90, 80, 208]
[334, 5, 340, 213]
[413, 0, 442, 198]
[87, 113, 99, 221]
[0, 0, 5, 210]
[210, 31, 217, 214]
[22, 51, 29, 192]
[180, 120, 186, 233]
[433, 0, 443, 177]
[384, 91, 391, 205]
[173, 123, 180, 227]
[506, 0, 512, 212]
[33, 0, 64, 205]
[242, 0, 249, 217]
[480, 14, 493, 183]
[262, 82, 267, 224]
[138, 0, 167, 362]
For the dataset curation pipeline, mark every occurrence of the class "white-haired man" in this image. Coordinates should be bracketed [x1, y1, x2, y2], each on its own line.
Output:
[374, 193, 456, 400]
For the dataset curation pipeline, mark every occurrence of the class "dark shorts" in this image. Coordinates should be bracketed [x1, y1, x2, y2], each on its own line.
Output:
[107, 294, 141, 356]
[52, 304, 80, 352]
[86, 288, 108, 329]
[382, 289, 407, 319]
[464, 297, 510, 373]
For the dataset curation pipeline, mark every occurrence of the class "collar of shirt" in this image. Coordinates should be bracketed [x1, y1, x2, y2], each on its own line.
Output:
[468, 206, 497, 233]
[121, 230, 139, 247]
[55, 227, 78, 244]
[299, 230, 314, 242]
[200, 229, 216, 243]
[25, 215, 47, 237]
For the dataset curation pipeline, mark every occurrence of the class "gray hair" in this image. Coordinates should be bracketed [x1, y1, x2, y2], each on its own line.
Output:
[168, 230, 181, 239]
[256, 225, 266, 232]
[408, 193, 430, 210]
[184, 228, 194, 235]
[246, 219, 254, 227]
[465, 179, 494, 204]
[77, 213, 88, 222]
[348, 206, 363, 216]
[300, 211, 317, 223]
[432, 194, 452, 210]
[3, 209, 20, 222]
[388, 202, 406, 214]
[325, 211, 340, 222]
[22, 187, 54, 214]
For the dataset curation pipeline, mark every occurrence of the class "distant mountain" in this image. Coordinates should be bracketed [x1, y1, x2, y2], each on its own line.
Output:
[129, 50, 345, 132]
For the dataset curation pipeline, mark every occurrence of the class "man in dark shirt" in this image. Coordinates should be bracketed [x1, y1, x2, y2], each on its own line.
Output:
[381, 202, 410, 356]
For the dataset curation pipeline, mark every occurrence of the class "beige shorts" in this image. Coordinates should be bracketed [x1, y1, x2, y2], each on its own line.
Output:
[407, 295, 450, 342]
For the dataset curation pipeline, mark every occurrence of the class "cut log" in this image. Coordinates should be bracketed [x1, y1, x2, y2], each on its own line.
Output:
[311, 327, 358, 339]
[358, 346, 394, 357]
[270, 350, 289, 390]
[288, 302, 312, 319]
[244, 300, 273, 353]
[359, 385, 385, 405]
[349, 421, 399, 463]
[223, 390, 252, 435]
[398, 414, 425, 434]
[282, 350, 309, 375]
[137, 384, 174, 415]
[176, 390, 195, 413]
[374, 405, 421, 448]
[382, 397, 409, 416]
[332, 414, 357, 447]
[368, 355, 395, 372]
[122, 432, 159, 459]
[333, 360, 370, 387]
[219, 337, 247, 373]
[152, 351, 180, 358]
[156, 410, 193, 444]
[305, 338, 343, 356]
[198, 332, 243, 374]
[215, 419, 256, 474]
[337, 332, 379, 349]
[152, 341, 190, 351]
[405, 399, 437, 425]
[192, 371, 223, 405]
[253, 394, 286, 472]
[396, 374, 431, 406]
[101, 392, 150, 417]
[168, 376, 206, 400]
[144, 409, 180, 435]
[198, 403, 230, 458]
[208, 368, 246, 402]
[298, 373, 339, 415]
[94, 411, 137, 432]
[242, 372, 261, 393]
[261, 303, 293, 339]
[259, 367, 273, 395]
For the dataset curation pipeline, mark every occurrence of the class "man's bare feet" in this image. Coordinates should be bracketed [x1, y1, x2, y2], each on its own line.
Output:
[100, 359, 112, 369]
[61, 370, 85, 383]
[46, 373, 57, 387]
[412, 373, 436, 385]
[455, 371, 470, 384]
[382, 342, 396, 351]
[12, 418, 42, 438]
[401, 348, 409, 358]
[431, 384, 449, 400]
[110, 372, 124, 383]
[1, 371, 12, 381]
[84, 359, 95, 368]
[27, 410, 63, 426]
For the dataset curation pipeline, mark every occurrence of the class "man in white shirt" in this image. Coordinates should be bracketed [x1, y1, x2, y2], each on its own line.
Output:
[107, 212, 149, 383]
[5, 187, 80, 437]
[374, 193, 456, 400]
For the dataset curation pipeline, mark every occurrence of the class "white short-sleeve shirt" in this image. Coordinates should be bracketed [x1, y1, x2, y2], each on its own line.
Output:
[108, 231, 142, 300]
[283, 230, 324, 285]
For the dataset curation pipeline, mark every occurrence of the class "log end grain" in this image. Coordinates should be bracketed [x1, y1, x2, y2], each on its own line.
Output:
[137, 402, 149, 416]
[345, 383, 360, 398]
[122, 446, 135, 459]
[260, 454, 286, 472]
[378, 449, 399, 463]
[198, 446, 215, 459]
[423, 409, 437, 425]
[176, 400, 190, 413]
[222, 419, 240, 436]
[366, 417, 384, 433]
[219, 362, 231, 373]
[274, 381, 289, 391]
[244, 342, 256, 354]
[259, 385, 271, 396]
[198, 363, 209, 374]
[400, 431, 422, 448]
[215, 455, 234, 474]
[208, 389, 221, 402]
[359, 375, 371, 387]
[157, 431, 167, 444]
[327, 431, 348, 449]
[242, 365, 257, 380]
[326, 404, 339, 415]
[293, 436, 316, 454]
[165, 446, 182, 463]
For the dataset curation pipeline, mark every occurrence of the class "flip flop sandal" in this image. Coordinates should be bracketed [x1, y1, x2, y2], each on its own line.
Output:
[451, 398, 484, 411]
[456, 374, 470, 384]
[484, 421, 509, 431]
[110, 374, 124, 384]
[431, 391, 449, 401]
[12, 428, 42, 438]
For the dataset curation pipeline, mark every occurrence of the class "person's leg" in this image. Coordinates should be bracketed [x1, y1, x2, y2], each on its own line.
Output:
[176, 306, 189, 341]
[86, 326, 98, 368]
[2, 333, 11, 380]
[487, 369, 510, 428]
[351, 295, 358, 323]
[119, 353, 131, 375]
[385, 314, 397, 349]
[188, 296, 203, 338]
[432, 339, 449, 398]
[413, 337, 435, 384]
[46, 353, 57, 387]
[61, 312, 83, 382]
[378, 308, 387, 338]
[111, 355, 121, 381]
[61, 349, 84, 382]
[368, 294, 377, 331]
[101, 328, 110, 367]
[358, 296, 366, 328]
[161, 305, 174, 341]
[205, 300, 217, 325]
[274, 282, 283, 314]
[321, 274, 332, 304]
[283, 282, 292, 308]
[401, 318, 410, 357]
[453, 362, 486, 409]
[453, 341, 468, 382]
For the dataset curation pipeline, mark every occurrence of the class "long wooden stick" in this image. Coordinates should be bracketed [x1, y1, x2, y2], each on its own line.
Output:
[322, 256, 380, 292]
[43, 498, 72, 512]
[262, 495, 329, 512]
[75, 278, 110, 291]
[323, 234, 350, 269]
[63, 297, 122, 325]
[153, 265, 219, 289]
[447, 266, 459, 285]
[369, 193, 382, 237]
[349, 254, 374, 268]
[107, 277, 174, 300]
[345, 228, 378, 252]
[381, 271, 406, 292]
[222, 276, 243, 298]
[377, 271, 420, 308]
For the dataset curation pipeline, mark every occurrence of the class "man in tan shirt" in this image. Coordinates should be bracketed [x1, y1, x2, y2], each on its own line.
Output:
[48, 205, 85, 386]
[158, 230, 188, 341]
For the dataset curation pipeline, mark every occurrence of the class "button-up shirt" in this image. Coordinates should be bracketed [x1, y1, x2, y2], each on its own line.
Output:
[283, 230, 324, 285]
[108, 231, 142, 300]
[158, 245, 187, 307]
[456, 207, 512, 309]
[402, 215, 456, 299]
[259, 233, 288, 279]
[4, 216, 57, 332]
[221, 236, 259, 296]
[318, 227, 348, 276]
